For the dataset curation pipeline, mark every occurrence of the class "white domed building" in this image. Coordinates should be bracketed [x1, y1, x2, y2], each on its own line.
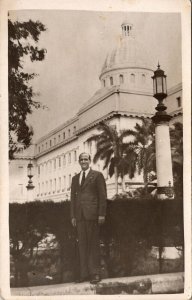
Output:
[9, 22, 182, 203]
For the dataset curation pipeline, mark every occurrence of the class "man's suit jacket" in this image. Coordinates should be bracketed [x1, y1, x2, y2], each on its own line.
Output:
[70, 169, 107, 221]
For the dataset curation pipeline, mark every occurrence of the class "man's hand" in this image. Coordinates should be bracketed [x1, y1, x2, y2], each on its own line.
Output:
[98, 216, 105, 225]
[71, 218, 76, 227]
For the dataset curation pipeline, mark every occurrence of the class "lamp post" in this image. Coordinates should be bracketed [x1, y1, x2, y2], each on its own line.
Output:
[152, 64, 174, 199]
[26, 159, 34, 190]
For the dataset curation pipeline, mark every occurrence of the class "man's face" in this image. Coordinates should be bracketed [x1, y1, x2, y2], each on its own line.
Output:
[79, 153, 91, 171]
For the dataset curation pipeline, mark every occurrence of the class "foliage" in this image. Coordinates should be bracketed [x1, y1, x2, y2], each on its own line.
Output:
[170, 122, 183, 198]
[9, 198, 184, 286]
[87, 121, 137, 193]
[125, 118, 156, 187]
[8, 18, 46, 159]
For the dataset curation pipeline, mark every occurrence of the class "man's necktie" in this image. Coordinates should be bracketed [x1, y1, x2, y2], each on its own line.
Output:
[81, 171, 85, 187]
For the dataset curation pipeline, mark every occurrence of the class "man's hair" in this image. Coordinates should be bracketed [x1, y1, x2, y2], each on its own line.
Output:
[79, 152, 91, 161]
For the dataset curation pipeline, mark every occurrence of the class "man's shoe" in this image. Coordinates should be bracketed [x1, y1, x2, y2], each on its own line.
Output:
[90, 274, 101, 284]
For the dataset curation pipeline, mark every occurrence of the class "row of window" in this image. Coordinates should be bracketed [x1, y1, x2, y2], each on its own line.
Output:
[38, 125, 77, 153]
[37, 165, 109, 196]
[37, 151, 77, 175]
[103, 73, 147, 87]
[37, 174, 74, 196]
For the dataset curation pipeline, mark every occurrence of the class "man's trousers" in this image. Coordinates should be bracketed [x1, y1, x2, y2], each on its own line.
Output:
[76, 217, 100, 279]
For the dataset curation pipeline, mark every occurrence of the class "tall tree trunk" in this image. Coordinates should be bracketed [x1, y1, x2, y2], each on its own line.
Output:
[121, 172, 125, 192]
[114, 166, 118, 194]
[143, 168, 148, 194]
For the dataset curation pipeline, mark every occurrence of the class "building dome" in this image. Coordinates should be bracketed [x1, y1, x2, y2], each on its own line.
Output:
[99, 22, 154, 92]
[101, 22, 154, 76]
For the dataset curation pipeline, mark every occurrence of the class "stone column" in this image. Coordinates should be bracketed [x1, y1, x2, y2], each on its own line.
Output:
[152, 114, 174, 200]
[27, 188, 34, 201]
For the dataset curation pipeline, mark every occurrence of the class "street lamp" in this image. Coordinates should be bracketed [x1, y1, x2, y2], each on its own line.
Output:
[26, 159, 34, 190]
[152, 64, 174, 199]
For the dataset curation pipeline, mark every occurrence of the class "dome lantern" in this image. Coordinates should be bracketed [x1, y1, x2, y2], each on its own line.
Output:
[121, 21, 134, 37]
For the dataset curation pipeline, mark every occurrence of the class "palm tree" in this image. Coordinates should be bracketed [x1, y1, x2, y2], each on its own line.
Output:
[125, 118, 156, 192]
[118, 146, 137, 192]
[87, 122, 136, 194]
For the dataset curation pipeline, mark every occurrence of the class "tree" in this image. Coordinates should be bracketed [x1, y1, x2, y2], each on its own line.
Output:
[87, 122, 136, 194]
[170, 122, 183, 198]
[8, 18, 46, 159]
[126, 118, 156, 192]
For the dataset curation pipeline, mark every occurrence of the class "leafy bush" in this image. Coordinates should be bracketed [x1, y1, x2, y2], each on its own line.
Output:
[9, 197, 184, 287]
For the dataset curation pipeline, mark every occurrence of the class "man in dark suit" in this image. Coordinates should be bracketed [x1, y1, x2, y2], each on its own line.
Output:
[70, 152, 107, 284]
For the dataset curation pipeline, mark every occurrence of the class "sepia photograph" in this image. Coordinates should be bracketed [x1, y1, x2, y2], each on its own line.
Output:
[0, 0, 191, 298]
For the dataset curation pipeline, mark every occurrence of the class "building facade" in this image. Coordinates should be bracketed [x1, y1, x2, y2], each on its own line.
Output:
[9, 21, 182, 203]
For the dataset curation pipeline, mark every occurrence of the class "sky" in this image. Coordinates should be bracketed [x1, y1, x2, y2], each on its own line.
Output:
[9, 10, 182, 142]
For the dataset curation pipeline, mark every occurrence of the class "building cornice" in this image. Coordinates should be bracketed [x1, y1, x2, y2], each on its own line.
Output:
[35, 135, 78, 159]
[169, 108, 183, 117]
[36, 115, 78, 144]
[10, 156, 35, 160]
[78, 86, 153, 116]
[34, 82, 182, 152]
[78, 86, 118, 115]
[167, 82, 182, 96]
[77, 111, 152, 135]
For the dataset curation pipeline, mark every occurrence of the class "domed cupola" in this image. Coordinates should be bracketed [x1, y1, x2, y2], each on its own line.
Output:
[99, 21, 154, 93]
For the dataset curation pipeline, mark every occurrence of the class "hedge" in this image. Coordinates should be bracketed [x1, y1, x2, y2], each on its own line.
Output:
[9, 197, 184, 287]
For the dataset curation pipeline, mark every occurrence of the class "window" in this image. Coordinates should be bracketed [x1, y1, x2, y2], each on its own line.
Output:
[119, 74, 124, 84]
[89, 141, 92, 154]
[63, 176, 66, 190]
[46, 142, 47, 149]
[54, 159, 56, 170]
[74, 150, 77, 162]
[73, 126, 76, 133]
[58, 157, 61, 168]
[49, 160, 52, 172]
[38, 146, 40, 153]
[54, 137, 56, 145]
[42, 182, 44, 194]
[103, 79, 105, 87]
[58, 135, 60, 143]
[142, 74, 146, 83]
[54, 179, 56, 192]
[68, 174, 71, 189]
[38, 165, 40, 175]
[63, 132, 65, 140]
[18, 166, 23, 169]
[68, 129, 71, 137]
[50, 180, 52, 193]
[68, 153, 71, 164]
[63, 155, 66, 166]
[110, 77, 113, 86]
[177, 97, 181, 107]
[42, 144, 44, 151]
[50, 140, 52, 147]
[58, 177, 61, 191]
[130, 73, 135, 83]
[38, 183, 40, 195]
